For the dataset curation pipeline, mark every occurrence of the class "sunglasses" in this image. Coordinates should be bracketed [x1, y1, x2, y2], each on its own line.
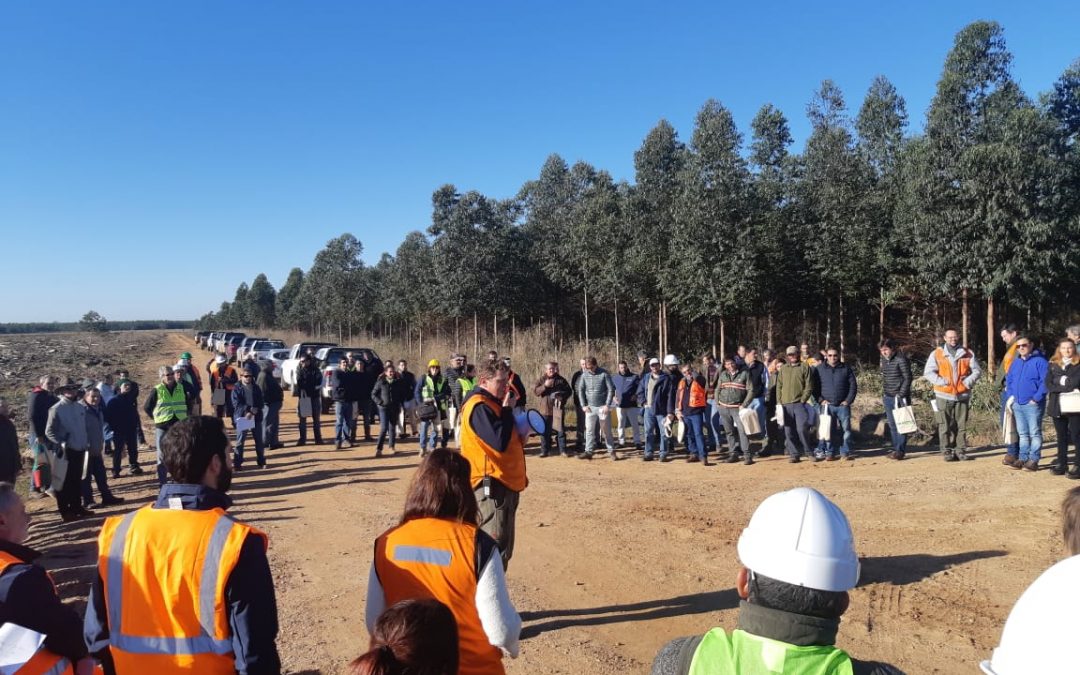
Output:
[1017, 343, 1031, 348]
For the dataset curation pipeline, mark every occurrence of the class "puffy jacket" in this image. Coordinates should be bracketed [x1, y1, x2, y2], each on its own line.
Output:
[715, 369, 753, 407]
[372, 375, 410, 409]
[1005, 350, 1048, 405]
[576, 369, 615, 408]
[611, 371, 641, 408]
[637, 372, 674, 416]
[332, 369, 359, 403]
[743, 362, 766, 399]
[257, 367, 283, 404]
[815, 362, 857, 406]
[1046, 357, 1080, 418]
[880, 353, 912, 399]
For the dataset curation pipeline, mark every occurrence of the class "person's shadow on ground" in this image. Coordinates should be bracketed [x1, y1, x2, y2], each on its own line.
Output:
[859, 550, 1006, 585]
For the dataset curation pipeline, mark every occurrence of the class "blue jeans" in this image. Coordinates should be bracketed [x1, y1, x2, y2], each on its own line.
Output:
[706, 402, 723, 453]
[235, 413, 265, 467]
[643, 408, 669, 458]
[334, 401, 354, 443]
[1013, 401, 1045, 462]
[1001, 390, 1020, 457]
[263, 400, 282, 446]
[825, 404, 852, 456]
[155, 427, 169, 485]
[377, 406, 398, 451]
[782, 403, 812, 457]
[683, 412, 706, 460]
[419, 415, 448, 451]
[883, 396, 909, 453]
[748, 397, 766, 437]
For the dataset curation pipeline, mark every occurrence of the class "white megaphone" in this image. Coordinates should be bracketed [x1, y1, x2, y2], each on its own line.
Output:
[514, 409, 547, 441]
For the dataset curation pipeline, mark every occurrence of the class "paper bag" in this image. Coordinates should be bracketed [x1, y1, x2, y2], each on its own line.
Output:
[298, 396, 313, 418]
[211, 388, 227, 406]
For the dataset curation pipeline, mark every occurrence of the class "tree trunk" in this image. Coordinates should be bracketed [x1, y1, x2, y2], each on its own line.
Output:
[407, 319, 412, 355]
[658, 304, 664, 359]
[720, 316, 726, 360]
[455, 316, 460, 352]
[767, 310, 774, 351]
[879, 286, 887, 341]
[512, 316, 516, 358]
[961, 288, 970, 347]
[838, 294, 845, 359]
[583, 289, 590, 353]
[987, 296, 997, 377]
[494, 315, 498, 354]
[614, 298, 620, 363]
[473, 312, 478, 363]
[419, 323, 423, 363]
[826, 297, 832, 349]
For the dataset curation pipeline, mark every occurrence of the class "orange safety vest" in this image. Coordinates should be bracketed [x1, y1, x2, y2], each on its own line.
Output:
[459, 393, 527, 492]
[0, 552, 75, 675]
[210, 365, 237, 391]
[96, 506, 267, 674]
[374, 518, 503, 675]
[677, 376, 709, 409]
[1001, 341, 1019, 375]
[933, 347, 974, 398]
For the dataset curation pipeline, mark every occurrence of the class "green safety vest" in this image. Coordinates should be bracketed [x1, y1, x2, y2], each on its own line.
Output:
[422, 376, 447, 410]
[153, 383, 189, 425]
[689, 628, 854, 675]
[460, 377, 476, 396]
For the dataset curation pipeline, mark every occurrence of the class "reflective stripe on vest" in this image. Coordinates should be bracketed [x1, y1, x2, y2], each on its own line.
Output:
[459, 393, 527, 492]
[678, 377, 708, 409]
[375, 518, 503, 675]
[0, 553, 75, 675]
[104, 511, 235, 658]
[153, 383, 188, 425]
[689, 627, 854, 675]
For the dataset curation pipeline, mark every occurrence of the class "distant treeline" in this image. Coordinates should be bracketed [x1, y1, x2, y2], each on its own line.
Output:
[0, 320, 194, 334]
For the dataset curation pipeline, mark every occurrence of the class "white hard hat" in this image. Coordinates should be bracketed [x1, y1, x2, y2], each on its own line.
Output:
[663, 354, 680, 366]
[215, 355, 227, 364]
[737, 487, 860, 592]
[980, 555, 1080, 674]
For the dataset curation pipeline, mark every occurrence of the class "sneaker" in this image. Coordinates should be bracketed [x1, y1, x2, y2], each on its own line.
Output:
[1023, 460, 1039, 472]
[539, 451, 549, 458]
[956, 451, 972, 461]
[944, 453, 959, 462]
[335, 442, 343, 450]
[813, 455, 826, 463]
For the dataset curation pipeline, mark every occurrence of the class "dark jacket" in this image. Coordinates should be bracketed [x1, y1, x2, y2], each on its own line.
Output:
[333, 369, 360, 403]
[637, 371, 674, 416]
[507, 370, 527, 408]
[815, 362, 857, 406]
[880, 353, 912, 399]
[231, 383, 265, 418]
[257, 366, 284, 405]
[532, 373, 573, 417]
[27, 386, 57, 443]
[399, 370, 418, 403]
[443, 366, 465, 408]
[0, 415, 20, 484]
[293, 363, 322, 399]
[104, 391, 139, 439]
[744, 361, 766, 399]
[371, 375, 410, 409]
[0, 539, 89, 663]
[1045, 357, 1080, 418]
[611, 371, 641, 408]
[84, 484, 281, 675]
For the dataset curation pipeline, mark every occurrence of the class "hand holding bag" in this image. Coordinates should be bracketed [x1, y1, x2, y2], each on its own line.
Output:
[1002, 396, 1016, 443]
[817, 404, 833, 442]
[738, 407, 761, 435]
[892, 397, 919, 435]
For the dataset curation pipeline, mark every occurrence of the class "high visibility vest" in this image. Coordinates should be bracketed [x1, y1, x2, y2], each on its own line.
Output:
[97, 506, 267, 674]
[689, 627, 854, 675]
[677, 376, 708, 410]
[210, 365, 237, 391]
[1001, 341, 1019, 375]
[374, 518, 503, 675]
[422, 376, 448, 411]
[460, 377, 476, 396]
[153, 383, 188, 425]
[932, 347, 974, 398]
[0, 552, 75, 675]
[459, 393, 526, 492]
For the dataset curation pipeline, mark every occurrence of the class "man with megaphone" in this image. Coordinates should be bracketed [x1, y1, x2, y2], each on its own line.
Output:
[459, 361, 529, 570]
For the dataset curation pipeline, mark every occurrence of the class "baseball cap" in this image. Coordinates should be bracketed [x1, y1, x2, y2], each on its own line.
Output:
[785, 346, 799, 355]
[648, 358, 660, 366]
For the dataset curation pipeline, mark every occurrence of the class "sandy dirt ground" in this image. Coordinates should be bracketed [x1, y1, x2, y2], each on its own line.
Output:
[21, 332, 1073, 674]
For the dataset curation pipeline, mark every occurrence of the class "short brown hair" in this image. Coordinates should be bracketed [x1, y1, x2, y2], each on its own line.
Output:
[348, 598, 458, 675]
[1064, 486, 1080, 556]
[476, 361, 505, 383]
[401, 450, 478, 525]
[162, 416, 229, 484]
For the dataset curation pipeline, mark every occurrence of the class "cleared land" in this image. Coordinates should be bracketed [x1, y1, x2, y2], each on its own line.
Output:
[19, 332, 1072, 674]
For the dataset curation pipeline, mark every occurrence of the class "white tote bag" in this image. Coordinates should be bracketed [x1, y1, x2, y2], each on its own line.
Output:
[298, 396, 313, 418]
[775, 405, 785, 427]
[1002, 396, 1016, 443]
[817, 405, 833, 442]
[1059, 390, 1080, 414]
[892, 398, 918, 435]
[738, 407, 761, 435]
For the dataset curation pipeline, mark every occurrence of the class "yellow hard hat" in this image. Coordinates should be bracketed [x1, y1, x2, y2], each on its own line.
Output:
[428, 359, 440, 368]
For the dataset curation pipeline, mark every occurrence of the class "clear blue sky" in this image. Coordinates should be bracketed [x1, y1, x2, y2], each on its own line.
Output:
[1, 1, 1077, 322]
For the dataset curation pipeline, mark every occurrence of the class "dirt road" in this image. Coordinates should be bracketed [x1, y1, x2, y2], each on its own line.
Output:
[25, 333, 1072, 674]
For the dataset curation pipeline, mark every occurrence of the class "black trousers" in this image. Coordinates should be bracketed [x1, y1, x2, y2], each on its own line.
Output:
[55, 449, 86, 515]
[1053, 415, 1080, 466]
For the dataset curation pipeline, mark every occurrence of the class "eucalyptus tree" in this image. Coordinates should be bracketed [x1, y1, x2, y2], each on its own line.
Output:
[247, 273, 277, 328]
[275, 268, 304, 329]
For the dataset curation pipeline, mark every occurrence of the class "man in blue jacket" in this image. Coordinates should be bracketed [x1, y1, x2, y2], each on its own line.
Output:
[814, 348, 858, 461]
[231, 368, 265, 469]
[611, 361, 642, 449]
[637, 358, 674, 462]
[1004, 337, 1049, 471]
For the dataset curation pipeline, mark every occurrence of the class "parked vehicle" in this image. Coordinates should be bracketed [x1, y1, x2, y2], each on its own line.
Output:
[317, 347, 382, 412]
[281, 342, 337, 389]
[257, 348, 290, 380]
[237, 336, 268, 363]
[196, 331, 209, 347]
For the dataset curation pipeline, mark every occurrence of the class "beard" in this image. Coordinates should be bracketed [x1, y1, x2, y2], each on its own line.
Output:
[217, 463, 234, 493]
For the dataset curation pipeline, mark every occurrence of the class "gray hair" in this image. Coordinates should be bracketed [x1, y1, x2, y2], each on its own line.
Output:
[158, 365, 173, 377]
[39, 375, 52, 386]
[1068, 325, 1080, 338]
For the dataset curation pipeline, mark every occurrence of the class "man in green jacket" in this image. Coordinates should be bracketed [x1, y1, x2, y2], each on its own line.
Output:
[650, 488, 901, 675]
[770, 346, 813, 462]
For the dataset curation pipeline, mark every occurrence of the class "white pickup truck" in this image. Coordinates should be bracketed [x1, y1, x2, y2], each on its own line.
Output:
[280, 342, 337, 390]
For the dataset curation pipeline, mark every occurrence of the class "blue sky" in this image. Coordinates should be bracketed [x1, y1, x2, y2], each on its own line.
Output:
[1, 1, 1077, 322]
